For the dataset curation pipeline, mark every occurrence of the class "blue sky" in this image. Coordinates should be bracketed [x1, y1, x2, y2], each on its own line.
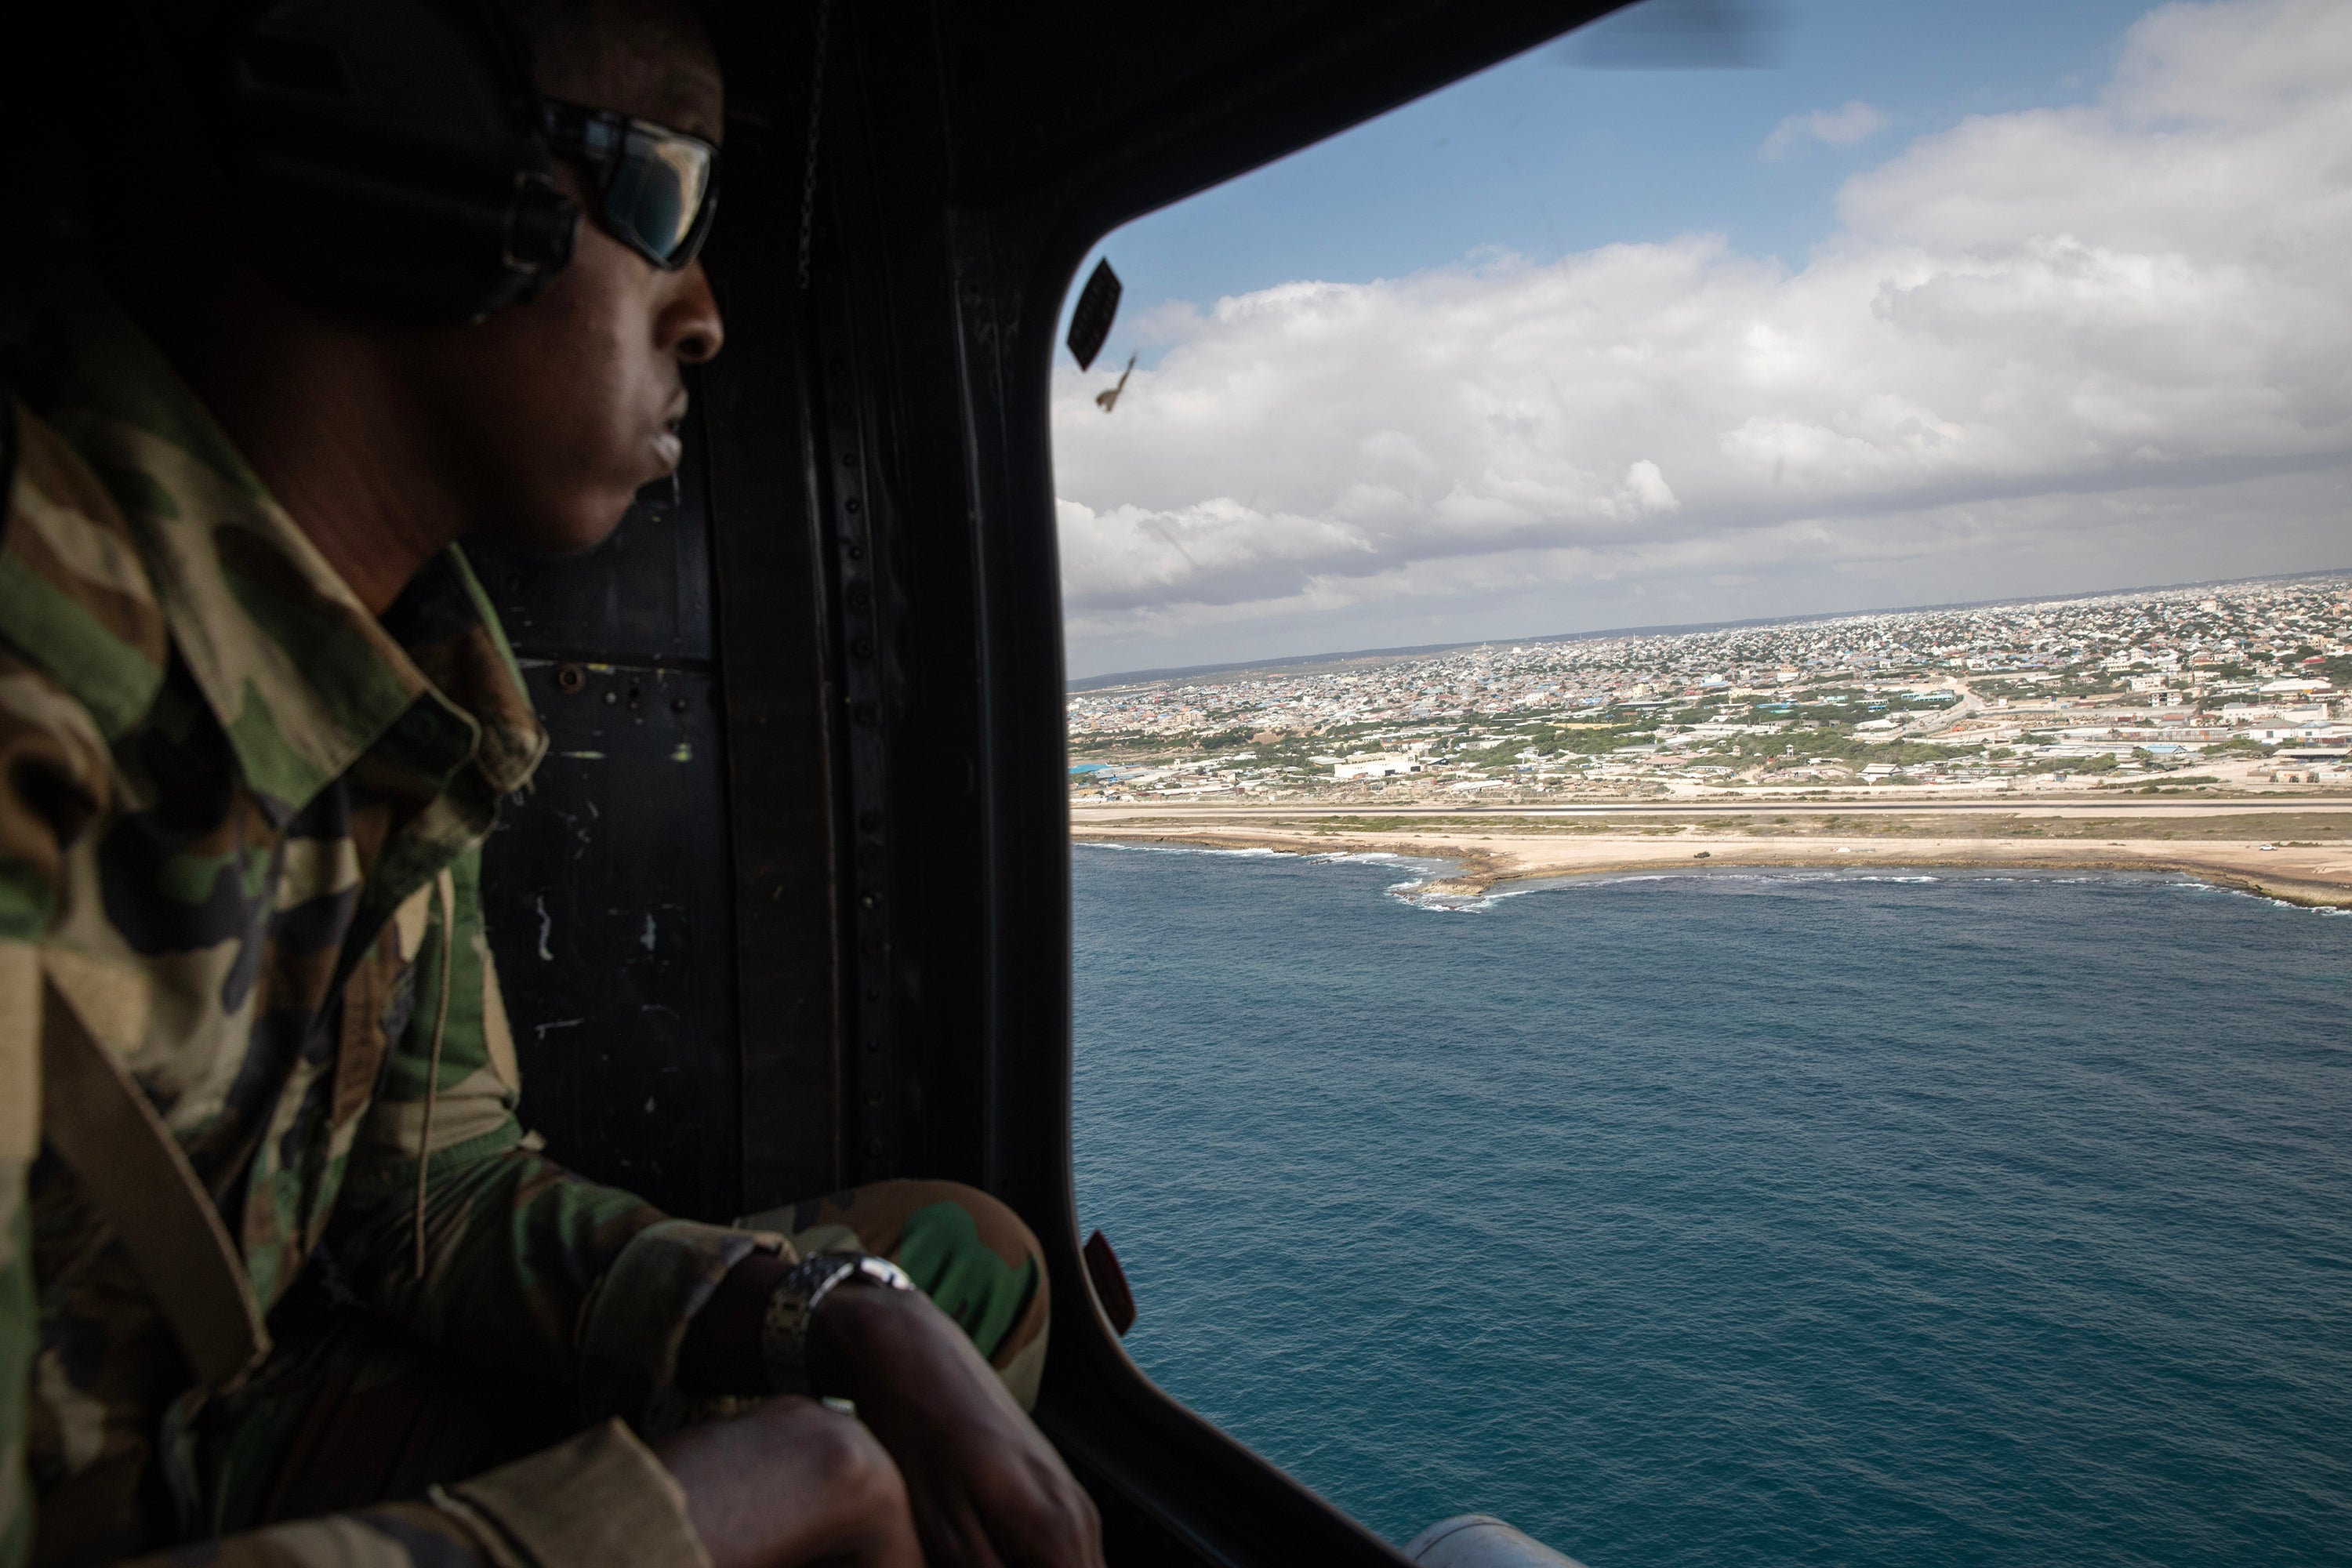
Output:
[1073, 0, 2158, 366]
[1050, 0, 2352, 677]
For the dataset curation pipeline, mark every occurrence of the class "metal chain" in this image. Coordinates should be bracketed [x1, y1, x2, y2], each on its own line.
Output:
[797, 0, 836, 292]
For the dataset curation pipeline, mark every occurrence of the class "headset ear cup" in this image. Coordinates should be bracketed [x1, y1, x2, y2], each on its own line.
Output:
[504, 175, 581, 310]
[227, 0, 568, 325]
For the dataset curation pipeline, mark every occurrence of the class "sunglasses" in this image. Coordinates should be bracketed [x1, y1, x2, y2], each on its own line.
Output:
[541, 99, 720, 270]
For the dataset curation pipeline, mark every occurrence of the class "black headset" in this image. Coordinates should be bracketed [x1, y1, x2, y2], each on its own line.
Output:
[220, 0, 581, 325]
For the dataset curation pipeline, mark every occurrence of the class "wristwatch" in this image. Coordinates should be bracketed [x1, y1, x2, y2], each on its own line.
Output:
[760, 1251, 916, 1395]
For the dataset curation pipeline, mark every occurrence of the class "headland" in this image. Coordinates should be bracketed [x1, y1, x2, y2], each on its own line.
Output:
[1070, 799, 2352, 908]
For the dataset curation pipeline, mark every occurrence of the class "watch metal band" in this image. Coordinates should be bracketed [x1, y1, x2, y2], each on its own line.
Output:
[760, 1251, 916, 1395]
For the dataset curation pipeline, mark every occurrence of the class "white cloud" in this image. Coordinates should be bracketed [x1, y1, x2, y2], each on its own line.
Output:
[1760, 100, 1886, 160]
[1051, 0, 2352, 676]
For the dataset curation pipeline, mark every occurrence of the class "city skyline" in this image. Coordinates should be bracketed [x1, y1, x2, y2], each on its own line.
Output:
[1064, 572, 2350, 806]
[1066, 565, 2352, 691]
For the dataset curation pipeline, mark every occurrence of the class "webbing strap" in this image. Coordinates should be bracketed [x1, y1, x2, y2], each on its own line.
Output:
[38, 966, 270, 1391]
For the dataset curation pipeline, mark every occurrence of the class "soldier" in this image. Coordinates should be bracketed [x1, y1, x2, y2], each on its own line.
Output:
[0, 3, 1103, 1567]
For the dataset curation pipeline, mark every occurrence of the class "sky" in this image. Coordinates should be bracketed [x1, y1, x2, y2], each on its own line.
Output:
[1047, 0, 2352, 680]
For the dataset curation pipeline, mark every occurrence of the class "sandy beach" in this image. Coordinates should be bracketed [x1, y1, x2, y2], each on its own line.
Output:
[1069, 801, 2352, 909]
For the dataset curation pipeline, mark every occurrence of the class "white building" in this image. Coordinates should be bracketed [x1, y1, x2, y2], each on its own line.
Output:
[1333, 754, 1423, 781]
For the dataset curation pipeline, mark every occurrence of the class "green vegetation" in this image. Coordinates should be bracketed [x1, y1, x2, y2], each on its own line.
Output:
[2011, 752, 2114, 775]
[1451, 723, 1639, 768]
[1765, 730, 1973, 768]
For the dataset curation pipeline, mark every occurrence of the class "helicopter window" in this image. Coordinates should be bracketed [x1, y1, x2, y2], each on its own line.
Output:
[1059, 0, 2352, 1561]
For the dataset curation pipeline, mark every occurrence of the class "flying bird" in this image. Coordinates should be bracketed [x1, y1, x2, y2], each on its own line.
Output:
[1096, 352, 1136, 413]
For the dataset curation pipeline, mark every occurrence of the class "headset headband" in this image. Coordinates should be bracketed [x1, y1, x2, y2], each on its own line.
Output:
[223, 0, 580, 324]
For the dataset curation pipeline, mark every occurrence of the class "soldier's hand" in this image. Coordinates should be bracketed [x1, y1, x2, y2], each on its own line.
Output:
[656, 1396, 924, 1568]
[810, 1286, 1105, 1568]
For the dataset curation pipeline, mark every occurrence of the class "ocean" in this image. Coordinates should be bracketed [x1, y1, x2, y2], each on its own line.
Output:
[1069, 845, 2352, 1567]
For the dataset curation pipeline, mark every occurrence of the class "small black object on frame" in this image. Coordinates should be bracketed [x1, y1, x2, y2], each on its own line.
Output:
[1065, 257, 1123, 371]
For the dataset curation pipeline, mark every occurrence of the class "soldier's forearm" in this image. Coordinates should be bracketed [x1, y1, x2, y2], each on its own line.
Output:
[677, 1251, 795, 1397]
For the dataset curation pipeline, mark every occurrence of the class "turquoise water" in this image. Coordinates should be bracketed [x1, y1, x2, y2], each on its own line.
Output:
[1070, 847, 2352, 1566]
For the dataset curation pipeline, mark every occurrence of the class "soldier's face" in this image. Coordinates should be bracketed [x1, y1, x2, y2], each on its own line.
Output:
[408, 2, 725, 556]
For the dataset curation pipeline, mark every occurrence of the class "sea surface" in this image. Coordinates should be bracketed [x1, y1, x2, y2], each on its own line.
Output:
[1069, 846, 2352, 1567]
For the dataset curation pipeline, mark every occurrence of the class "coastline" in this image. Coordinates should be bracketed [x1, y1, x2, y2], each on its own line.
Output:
[1069, 805, 2352, 909]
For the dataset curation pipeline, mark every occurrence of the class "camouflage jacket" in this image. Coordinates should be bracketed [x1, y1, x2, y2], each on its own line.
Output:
[0, 289, 761, 1568]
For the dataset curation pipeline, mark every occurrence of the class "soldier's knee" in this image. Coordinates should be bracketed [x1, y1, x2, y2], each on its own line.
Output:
[920, 1180, 1046, 1278]
[868, 1180, 1050, 1409]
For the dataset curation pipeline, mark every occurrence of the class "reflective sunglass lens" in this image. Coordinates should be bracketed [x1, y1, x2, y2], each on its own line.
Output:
[611, 131, 711, 264]
[543, 101, 717, 268]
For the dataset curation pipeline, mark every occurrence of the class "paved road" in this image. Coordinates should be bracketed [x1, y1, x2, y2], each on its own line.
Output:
[1909, 679, 1985, 736]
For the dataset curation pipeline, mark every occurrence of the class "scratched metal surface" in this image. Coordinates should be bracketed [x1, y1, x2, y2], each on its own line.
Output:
[467, 437, 744, 1222]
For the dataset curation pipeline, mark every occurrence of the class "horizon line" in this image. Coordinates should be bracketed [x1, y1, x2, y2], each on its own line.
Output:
[1064, 566, 2352, 693]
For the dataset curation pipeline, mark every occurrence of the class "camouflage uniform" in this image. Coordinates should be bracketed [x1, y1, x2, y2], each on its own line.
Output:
[0, 286, 1048, 1568]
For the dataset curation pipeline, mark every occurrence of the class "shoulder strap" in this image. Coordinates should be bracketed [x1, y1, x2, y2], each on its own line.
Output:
[38, 958, 270, 1391]
[0, 395, 19, 536]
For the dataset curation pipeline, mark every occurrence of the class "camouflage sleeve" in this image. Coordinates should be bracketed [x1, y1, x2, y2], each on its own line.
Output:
[330, 847, 773, 1428]
[118, 1503, 492, 1568]
[0, 400, 148, 1568]
[122, 1421, 707, 1568]
[1, 1135, 34, 1568]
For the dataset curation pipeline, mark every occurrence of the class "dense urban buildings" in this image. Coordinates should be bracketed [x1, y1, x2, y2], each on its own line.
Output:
[1067, 575, 2352, 801]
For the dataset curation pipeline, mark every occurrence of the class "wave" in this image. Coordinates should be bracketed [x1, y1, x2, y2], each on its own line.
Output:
[2220, 885, 2351, 916]
[1388, 865, 2293, 914]
[1080, 839, 2347, 919]
[1074, 840, 1293, 859]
